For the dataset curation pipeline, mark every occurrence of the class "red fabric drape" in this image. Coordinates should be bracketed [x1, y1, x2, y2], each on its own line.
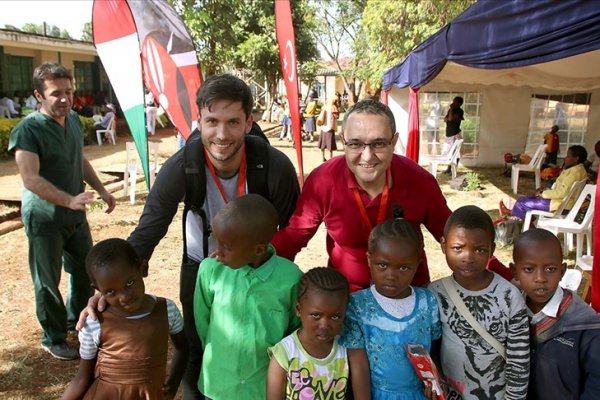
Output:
[274, 0, 304, 187]
[381, 89, 389, 105]
[592, 179, 599, 311]
[406, 87, 420, 162]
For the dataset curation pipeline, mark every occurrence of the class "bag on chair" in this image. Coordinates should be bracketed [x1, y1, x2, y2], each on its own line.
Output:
[493, 216, 522, 247]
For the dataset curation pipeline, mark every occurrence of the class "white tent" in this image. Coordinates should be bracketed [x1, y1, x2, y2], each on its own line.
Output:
[384, 1, 600, 166]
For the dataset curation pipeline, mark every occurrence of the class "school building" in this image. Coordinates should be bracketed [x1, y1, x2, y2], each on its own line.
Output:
[0, 28, 108, 96]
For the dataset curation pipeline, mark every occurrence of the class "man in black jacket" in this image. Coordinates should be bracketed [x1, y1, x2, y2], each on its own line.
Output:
[80, 74, 300, 399]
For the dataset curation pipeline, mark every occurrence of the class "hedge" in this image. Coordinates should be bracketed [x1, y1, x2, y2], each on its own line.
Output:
[0, 115, 96, 159]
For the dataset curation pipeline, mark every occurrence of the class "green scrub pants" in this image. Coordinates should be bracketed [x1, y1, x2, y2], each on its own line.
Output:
[24, 217, 94, 346]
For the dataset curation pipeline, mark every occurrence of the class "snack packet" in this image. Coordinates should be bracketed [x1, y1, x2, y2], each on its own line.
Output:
[405, 343, 446, 400]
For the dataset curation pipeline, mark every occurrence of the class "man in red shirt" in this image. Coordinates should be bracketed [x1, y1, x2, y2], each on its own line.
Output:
[272, 100, 449, 291]
[272, 99, 509, 291]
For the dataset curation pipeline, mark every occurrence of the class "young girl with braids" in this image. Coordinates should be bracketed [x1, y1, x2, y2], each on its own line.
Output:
[267, 267, 372, 400]
[340, 215, 442, 400]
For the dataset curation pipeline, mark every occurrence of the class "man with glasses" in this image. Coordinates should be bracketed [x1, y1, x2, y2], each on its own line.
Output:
[272, 99, 452, 291]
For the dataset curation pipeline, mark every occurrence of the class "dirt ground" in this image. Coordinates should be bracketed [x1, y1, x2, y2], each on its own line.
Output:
[0, 123, 540, 399]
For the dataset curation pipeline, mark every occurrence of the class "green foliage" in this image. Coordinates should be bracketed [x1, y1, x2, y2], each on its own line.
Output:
[359, 0, 475, 88]
[177, 0, 318, 108]
[19, 22, 73, 39]
[0, 118, 21, 159]
[311, 0, 367, 102]
[0, 115, 96, 159]
[464, 172, 481, 191]
[81, 22, 92, 42]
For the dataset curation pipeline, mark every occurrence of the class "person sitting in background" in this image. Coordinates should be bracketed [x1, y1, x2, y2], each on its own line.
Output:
[0, 91, 22, 117]
[543, 125, 560, 166]
[88, 104, 116, 143]
[584, 140, 600, 182]
[500, 145, 588, 220]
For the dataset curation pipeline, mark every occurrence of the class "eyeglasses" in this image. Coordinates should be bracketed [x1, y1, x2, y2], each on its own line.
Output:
[342, 135, 396, 153]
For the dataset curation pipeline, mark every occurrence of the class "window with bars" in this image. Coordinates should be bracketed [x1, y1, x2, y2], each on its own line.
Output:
[527, 93, 590, 156]
[73, 61, 94, 92]
[6, 55, 33, 93]
[418, 91, 481, 158]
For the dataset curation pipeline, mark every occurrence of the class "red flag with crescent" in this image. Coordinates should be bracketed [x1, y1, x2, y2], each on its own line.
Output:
[275, 0, 304, 187]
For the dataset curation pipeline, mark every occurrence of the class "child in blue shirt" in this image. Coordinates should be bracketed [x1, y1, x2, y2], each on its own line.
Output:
[340, 216, 441, 400]
[193, 194, 303, 399]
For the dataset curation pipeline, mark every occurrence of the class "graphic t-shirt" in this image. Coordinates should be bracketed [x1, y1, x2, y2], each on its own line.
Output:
[269, 330, 349, 399]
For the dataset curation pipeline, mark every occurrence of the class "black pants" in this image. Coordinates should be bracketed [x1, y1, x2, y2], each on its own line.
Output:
[180, 259, 205, 399]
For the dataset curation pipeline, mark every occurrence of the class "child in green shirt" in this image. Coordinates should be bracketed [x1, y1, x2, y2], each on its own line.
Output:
[193, 194, 303, 399]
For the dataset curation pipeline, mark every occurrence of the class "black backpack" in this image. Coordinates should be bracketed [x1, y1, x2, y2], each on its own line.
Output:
[182, 129, 270, 260]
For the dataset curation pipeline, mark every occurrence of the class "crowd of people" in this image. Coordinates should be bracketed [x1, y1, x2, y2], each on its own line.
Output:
[7, 63, 600, 400]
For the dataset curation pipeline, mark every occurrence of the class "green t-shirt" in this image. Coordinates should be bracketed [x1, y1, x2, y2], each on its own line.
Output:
[194, 245, 303, 399]
[8, 111, 86, 224]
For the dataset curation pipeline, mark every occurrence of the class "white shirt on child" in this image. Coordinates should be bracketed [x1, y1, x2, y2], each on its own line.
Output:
[78, 296, 183, 360]
[529, 287, 564, 324]
[370, 285, 416, 319]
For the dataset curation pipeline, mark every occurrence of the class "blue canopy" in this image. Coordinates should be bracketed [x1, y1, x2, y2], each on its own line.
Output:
[383, 0, 600, 90]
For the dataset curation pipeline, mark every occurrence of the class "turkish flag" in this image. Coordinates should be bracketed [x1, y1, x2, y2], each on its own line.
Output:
[275, 0, 304, 187]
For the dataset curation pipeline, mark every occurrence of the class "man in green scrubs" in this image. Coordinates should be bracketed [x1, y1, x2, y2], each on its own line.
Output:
[8, 63, 116, 360]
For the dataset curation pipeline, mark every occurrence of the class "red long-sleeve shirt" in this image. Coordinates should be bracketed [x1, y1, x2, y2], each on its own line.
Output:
[272, 155, 452, 291]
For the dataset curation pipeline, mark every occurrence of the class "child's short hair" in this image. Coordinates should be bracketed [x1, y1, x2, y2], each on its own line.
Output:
[368, 207, 422, 253]
[86, 238, 140, 281]
[297, 267, 350, 303]
[513, 228, 562, 260]
[567, 145, 587, 164]
[443, 205, 495, 239]
[214, 193, 278, 244]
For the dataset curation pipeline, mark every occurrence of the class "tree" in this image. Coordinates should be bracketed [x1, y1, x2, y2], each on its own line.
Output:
[359, 0, 475, 92]
[19, 22, 73, 39]
[311, 0, 367, 103]
[81, 22, 92, 42]
[176, 0, 319, 110]
[175, 0, 240, 76]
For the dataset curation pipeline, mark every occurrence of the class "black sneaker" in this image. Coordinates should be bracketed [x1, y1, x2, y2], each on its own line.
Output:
[41, 342, 78, 360]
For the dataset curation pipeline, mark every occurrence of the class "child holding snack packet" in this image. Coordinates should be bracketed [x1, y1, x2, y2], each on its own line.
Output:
[340, 215, 441, 399]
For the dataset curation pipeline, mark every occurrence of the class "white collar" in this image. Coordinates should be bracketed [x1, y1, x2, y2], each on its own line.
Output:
[529, 287, 563, 319]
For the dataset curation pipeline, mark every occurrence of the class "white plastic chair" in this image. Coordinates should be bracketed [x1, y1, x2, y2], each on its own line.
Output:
[537, 184, 596, 258]
[511, 144, 546, 194]
[522, 179, 586, 232]
[576, 254, 593, 303]
[123, 141, 160, 205]
[96, 116, 116, 146]
[422, 139, 463, 179]
[559, 269, 583, 292]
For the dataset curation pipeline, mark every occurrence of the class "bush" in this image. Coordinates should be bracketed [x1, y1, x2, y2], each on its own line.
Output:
[0, 118, 22, 159]
[464, 172, 481, 191]
[0, 114, 97, 159]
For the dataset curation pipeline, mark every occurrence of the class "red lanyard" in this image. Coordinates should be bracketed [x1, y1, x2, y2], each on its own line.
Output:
[352, 167, 391, 231]
[203, 146, 247, 203]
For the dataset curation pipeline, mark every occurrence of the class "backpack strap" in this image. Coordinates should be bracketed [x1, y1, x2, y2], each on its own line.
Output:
[183, 129, 209, 261]
[245, 135, 270, 198]
[182, 130, 270, 261]
[441, 276, 507, 360]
